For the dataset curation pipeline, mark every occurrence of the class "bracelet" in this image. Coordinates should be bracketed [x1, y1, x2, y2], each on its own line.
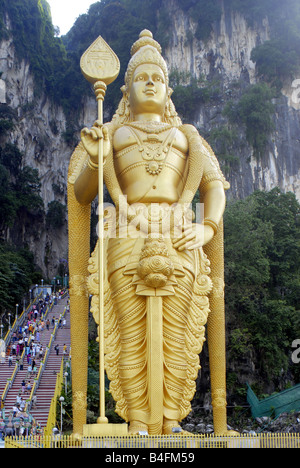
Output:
[203, 218, 219, 235]
[87, 157, 98, 170]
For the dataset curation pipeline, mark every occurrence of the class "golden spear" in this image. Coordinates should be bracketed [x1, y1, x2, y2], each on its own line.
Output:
[80, 36, 120, 430]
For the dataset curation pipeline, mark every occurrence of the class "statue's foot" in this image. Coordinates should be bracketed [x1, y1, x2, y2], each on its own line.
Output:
[128, 420, 149, 435]
[71, 433, 83, 444]
[214, 429, 240, 436]
[162, 420, 190, 435]
[226, 430, 240, 436]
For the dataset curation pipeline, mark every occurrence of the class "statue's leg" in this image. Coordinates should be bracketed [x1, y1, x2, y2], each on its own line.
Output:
[109, 267, 149, 431]
[162, 267, 195, 433]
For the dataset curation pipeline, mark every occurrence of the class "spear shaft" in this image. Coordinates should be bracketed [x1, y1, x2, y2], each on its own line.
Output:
[94, 81, 108, 424]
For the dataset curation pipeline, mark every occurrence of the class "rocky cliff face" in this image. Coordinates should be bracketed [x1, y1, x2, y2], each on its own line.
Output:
[0, 3, 299, 277]
[164, 0, 300, 201]
[0, 15, 96, 278]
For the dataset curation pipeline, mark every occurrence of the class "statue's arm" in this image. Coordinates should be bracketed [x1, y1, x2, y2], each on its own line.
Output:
[74, 123, 111, 205]
[202, 179, 226, 240]
[74, 164, 98, 205]
[173, 180, 225, 251]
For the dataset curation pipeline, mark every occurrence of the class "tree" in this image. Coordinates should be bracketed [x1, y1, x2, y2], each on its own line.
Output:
[224, 189, 300, 384]
[0, 164, 18, 229]
[14, 166, 44, 215]
[46, 200, 66, 229]
[0, 243, 38, 321]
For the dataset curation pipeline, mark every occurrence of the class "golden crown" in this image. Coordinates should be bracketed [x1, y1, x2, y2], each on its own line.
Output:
[124, 30, 168, 91]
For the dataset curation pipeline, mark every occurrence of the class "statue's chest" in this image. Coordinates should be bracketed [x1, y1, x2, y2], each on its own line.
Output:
[113, 126, 188, 203]
[115, 134, 174, 176]
[114, 127, 187, 177]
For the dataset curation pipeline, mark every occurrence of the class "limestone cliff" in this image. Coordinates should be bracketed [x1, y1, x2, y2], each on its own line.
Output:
[164, 0, 300, 200]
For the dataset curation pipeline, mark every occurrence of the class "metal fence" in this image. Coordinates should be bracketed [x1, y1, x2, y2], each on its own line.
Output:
[4, 433, 300, 449]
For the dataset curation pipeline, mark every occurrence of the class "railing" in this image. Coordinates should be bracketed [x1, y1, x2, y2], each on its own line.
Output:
[4, 433, 300, 449]
[43, 305, 71, 441]
[1, 364, 18, 404]
[25, 305, 66, 414]
[3, 292, 43, 347]
[43, 358, 64, 443]
[24, 303, 56, 413]
[1, 321, 38, 404]
[3, 289, 67, 347]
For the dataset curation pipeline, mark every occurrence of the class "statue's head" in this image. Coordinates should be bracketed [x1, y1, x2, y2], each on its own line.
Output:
[124, 30, 169, 92]
[112, 30, 181, 126]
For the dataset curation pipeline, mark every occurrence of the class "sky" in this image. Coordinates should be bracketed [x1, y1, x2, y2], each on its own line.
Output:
[47, 0, 97, 36]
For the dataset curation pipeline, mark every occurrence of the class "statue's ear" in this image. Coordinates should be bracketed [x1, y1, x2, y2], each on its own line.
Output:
[121, 85, 130, 100]
[121, 84, 130, 103]
[168, 87, 173, 98]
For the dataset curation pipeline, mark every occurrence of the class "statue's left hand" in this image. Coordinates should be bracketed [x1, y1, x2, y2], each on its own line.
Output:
[172, 224, 214, 251]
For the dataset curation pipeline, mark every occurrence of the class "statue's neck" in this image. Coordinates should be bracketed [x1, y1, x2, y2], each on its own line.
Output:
[133, 113, 162, 123]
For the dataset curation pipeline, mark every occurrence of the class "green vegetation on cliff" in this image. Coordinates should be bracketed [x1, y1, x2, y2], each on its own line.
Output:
[223, 83, 275, 158]
[229, 0, 300, 88]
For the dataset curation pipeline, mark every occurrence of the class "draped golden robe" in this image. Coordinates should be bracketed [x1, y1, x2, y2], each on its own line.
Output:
[87, 234, 213, 434]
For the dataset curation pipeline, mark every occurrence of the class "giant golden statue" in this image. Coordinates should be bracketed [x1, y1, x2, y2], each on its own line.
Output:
[68, 30, 231, 436]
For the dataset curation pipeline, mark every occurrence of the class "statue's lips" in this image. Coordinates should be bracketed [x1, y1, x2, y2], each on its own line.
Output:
[144, 89, 156, 96]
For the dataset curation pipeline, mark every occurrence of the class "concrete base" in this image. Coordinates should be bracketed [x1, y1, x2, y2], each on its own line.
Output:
[80, 433, 261, 449]
[83, 423, 128, 436]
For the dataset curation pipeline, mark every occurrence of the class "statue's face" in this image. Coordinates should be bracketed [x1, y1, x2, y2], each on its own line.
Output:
[129, 63, 168, 117]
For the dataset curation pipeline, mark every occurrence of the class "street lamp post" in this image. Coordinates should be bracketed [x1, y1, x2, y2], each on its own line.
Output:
[64, 372, 68, 393]
[16, 304, 19, 322]
[59, 396, 64, 434]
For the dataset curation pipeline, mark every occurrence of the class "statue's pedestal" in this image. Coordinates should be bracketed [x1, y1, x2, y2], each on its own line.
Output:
[83, 423, 128, 436]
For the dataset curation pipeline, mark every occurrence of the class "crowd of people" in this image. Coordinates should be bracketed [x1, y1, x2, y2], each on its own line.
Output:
[0, 290, 69, 439]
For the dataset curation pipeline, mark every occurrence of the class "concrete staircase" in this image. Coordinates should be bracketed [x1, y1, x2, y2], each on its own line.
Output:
[0, 296, 71, 430]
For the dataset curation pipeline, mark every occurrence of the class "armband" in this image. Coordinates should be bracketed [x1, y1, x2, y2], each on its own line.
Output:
[87, 157, 98, 170]
[203, 218, 219, 235]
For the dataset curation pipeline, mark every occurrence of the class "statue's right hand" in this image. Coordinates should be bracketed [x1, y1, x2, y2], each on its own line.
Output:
[81, 122, 110, 164]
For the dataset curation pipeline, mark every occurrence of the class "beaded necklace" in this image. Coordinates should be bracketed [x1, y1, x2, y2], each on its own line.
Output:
[127, 125, 177, 176]
[127, 120, 172, 134]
